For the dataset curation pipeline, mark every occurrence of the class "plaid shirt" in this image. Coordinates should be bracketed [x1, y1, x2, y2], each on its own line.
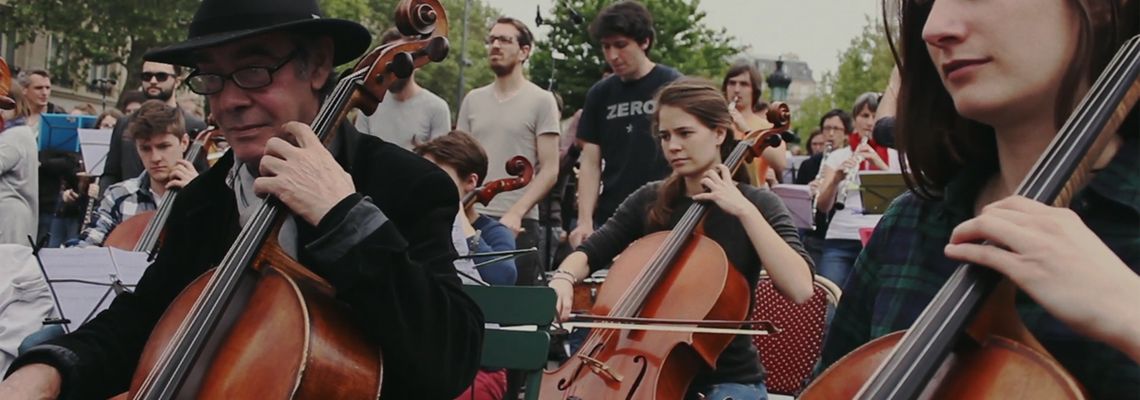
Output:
[76, 173, 160, 247]
[819, 136, 1140, 399]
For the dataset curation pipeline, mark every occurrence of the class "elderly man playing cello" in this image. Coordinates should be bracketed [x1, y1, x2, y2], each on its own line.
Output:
[0, 0, 483, 398]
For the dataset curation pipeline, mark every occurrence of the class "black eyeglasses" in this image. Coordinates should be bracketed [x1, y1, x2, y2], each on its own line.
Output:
[185, 50, 299, 95]
[140, 72, 174, 83]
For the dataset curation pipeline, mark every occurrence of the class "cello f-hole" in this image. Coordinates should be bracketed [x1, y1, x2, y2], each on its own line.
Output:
[626, 355, 649, 400]
[557, 341, 605, 390]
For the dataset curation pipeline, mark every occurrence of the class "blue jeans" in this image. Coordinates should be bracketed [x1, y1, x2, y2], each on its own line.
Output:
[688, 381, 768, 400]
[49, 215, 80, 248]
[818, 239, 863, 290]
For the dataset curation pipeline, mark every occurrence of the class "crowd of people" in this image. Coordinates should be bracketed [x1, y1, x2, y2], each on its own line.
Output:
[0, 0, 1136, 399]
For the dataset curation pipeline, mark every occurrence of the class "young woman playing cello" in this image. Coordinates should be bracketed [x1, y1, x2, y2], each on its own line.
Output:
[819, 0, 1140, 397]
[547, 78, 814, 400]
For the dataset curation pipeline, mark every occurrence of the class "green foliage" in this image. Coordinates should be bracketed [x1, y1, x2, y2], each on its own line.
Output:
[528, 0, 738, 115]
[3, 0, 198, 90]
[792, 16, 895, 134]
[2, 0, 494, 115]
[322, 0, 499, 117]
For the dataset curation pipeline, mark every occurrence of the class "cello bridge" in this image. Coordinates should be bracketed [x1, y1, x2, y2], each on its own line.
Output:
[577, 354, 623, 382]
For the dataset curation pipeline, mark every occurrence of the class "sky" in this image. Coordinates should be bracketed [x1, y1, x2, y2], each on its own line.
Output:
[482, 0, 882, 82]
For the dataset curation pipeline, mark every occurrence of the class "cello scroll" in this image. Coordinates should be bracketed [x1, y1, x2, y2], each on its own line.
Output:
[462, 155, 534, 208]
[739, 102, 791, 167]
[351, 0, 450, 116]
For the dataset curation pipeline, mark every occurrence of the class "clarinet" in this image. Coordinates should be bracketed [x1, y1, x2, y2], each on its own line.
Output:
[809, 141, 834, 230]
[75, 156, 99, 228]
[80, 176, 99, 227]
[833, 135, 869, 211]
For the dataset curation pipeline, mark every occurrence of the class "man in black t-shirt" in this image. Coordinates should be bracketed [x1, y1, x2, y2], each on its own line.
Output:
[569, 0, 681, 248]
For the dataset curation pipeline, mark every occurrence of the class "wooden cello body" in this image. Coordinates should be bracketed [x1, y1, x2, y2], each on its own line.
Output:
[114, 1, 451, 398]
[805, 329, 1084, 399]
[541, 232, 750, 399]
[102, 213, 154, 250]
[122, 243, 383, 399]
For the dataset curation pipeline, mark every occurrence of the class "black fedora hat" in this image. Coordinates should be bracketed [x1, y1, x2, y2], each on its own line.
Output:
[145, 0, 371, 67]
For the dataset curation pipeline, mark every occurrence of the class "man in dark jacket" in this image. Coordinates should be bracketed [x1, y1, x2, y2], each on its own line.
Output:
[0, 0, 483, 398]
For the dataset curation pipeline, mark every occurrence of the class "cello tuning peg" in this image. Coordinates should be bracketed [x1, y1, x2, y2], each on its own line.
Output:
[423, 36, 449, 62]
[388, 52, 416, 79]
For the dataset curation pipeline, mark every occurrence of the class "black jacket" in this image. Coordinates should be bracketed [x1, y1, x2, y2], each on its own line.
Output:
[9, 124, 484, 399]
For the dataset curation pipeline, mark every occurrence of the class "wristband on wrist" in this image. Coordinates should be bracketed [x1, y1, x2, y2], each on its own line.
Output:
[551, 270, 578, 284]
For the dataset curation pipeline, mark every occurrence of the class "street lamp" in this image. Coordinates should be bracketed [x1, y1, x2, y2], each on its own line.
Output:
[766, 57, 792, 102]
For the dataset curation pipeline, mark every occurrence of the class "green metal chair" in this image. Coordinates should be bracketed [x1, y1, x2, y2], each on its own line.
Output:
[462, 285, 557, 400]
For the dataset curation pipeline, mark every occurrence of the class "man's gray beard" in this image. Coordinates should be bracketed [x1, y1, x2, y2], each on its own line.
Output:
[490, 61, 517, 77]
[146, 87, 174, 102]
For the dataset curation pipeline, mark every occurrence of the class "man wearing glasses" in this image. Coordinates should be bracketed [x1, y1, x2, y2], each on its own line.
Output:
[0, 0, 482, 398]
[100, 61, 207, 196]
[456, 17, 561, 286]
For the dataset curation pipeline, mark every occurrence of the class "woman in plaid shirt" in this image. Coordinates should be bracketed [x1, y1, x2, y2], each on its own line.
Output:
[819, 0, 1140, 397]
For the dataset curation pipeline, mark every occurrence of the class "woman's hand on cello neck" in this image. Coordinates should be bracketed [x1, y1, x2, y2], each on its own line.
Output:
[691, 164, 757, 219]
[945, 195, 1140, 363]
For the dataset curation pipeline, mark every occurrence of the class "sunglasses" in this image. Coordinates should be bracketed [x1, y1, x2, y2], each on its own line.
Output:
[141, 72, 174, 83]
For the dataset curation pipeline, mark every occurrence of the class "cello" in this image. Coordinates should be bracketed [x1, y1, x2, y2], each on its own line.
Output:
[103, 127, 222, 253]
[801, 34, 1140, 399]
[462, 155, 534, 208]
[540, 104, 792, 399]
[115, 1, 451, 398]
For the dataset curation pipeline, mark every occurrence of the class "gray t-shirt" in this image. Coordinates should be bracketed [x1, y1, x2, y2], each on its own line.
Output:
[457, 82, 560, 220]
[354, 87, 451, 150]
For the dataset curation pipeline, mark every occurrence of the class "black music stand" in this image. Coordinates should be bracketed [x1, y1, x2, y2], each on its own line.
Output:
[27, 235, 70, 334]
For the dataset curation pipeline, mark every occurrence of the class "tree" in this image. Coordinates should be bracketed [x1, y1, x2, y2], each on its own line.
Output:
[792, 16, 895, 134]
[528, 0, 739, 115]
[3, 0, 197, 92]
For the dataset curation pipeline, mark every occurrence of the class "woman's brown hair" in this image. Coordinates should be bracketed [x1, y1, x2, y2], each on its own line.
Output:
[646, 78, 739, 230]
[888, 0, 1139, 199]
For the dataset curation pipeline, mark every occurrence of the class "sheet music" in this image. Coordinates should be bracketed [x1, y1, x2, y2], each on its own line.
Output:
[38, 247, 151, 330]
[78, 128, 112, 176]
